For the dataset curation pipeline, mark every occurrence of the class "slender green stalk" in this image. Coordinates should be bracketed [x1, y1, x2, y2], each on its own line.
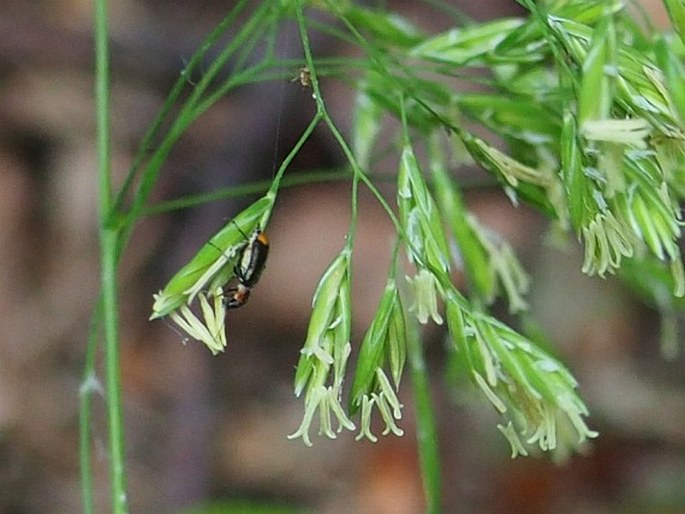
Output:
[306, 16, 360, 46]
[79, 297, 102, 514]
[268, 113, 323, 196]
[143, 168, 348, 216]
[297, 4, 459, 279]
[295, 4, 361, 244]
[94, 0, 128, 511]
[296, 4, 393, 246]
[407, 319, 441, 514]
[102, 233, 126, 514]
[299, 7, 428, 236]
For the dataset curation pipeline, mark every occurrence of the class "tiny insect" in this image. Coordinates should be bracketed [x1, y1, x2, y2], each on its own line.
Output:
[223, 227, 270, 309]
[291, 66, 311, 87]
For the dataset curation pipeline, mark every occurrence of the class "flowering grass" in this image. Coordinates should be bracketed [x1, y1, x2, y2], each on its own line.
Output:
[90, 1, 685, 512]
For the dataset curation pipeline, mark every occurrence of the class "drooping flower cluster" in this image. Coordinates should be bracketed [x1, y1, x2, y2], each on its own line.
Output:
[150, 195, 273, 354]
[288, 249, 356, 446]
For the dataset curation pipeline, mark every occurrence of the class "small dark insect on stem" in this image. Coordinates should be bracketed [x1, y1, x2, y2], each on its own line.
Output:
[208, 225, 270, 309]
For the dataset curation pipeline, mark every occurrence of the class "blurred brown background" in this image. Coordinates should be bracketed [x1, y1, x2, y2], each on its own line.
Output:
[1, 1, 685, 513]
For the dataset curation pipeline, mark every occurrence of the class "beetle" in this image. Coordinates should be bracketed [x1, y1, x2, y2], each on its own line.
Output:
[223, 227, 269, 309]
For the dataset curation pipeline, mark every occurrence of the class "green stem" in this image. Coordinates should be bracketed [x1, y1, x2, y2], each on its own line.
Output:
[94, 0, 128, 511]
[295, 5, 367, 244]
[262, 111, 324, 225]
[407, 319, 442, 514]
[270, 114, 323, 193]
[143, 167, 353, 216]
[103, 232, 126, 514]
[79, 297, 102, 514]
[190, 61, 270, 127]
[295, 4, 412, 246]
